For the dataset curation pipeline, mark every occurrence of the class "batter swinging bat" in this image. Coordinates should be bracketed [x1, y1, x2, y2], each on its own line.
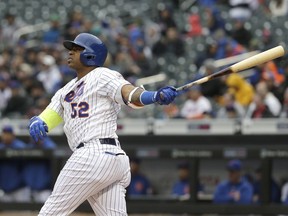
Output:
[176, 45, 285, 92]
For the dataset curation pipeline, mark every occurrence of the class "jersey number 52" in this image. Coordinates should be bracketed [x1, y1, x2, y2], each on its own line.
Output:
[71, 102, 89, 118]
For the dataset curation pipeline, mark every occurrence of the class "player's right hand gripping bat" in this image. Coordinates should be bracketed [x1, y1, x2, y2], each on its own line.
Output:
[176, 45, 285, 92]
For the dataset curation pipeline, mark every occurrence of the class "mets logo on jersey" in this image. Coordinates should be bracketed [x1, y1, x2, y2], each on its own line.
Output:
[64, 81, 89, 118]
[64, 81, 85, 102]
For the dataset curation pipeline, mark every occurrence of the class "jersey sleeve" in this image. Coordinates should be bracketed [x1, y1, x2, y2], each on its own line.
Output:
[98, 70, 131, 105]
[47, 88, 64, 118]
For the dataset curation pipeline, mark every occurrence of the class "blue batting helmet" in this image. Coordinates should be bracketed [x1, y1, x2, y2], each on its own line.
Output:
[63, 33, 108, 67]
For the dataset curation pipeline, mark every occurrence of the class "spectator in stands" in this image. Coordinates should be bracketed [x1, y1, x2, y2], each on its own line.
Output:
[132, 37, 154, 77]
[64, 10, 85, 40]
[113, 39, 141, 80]
[255, 81, 281, 117]
[15, 63, 33, 85]
[101, 17, 125, 46]
[42, 15, 61, 44]
[252, 167, 281, 204]
[269, 0, 288, 17]
[245, 93, 275, 119]
[37, 55, 62, 95]
[262, 61, 285, 87]
[0, 126, 30, 202]
[198, 59, 227, 102]
[28, 81, 46, 104]
[0, 76, 11, 114]
[0, 24, 2, 47]
[152, 27, 185, 57]
[205, 7, 225, 34]
[215, 36, 246, 60]
[23, 49, 39, 74]
[82, 19, 95, 35]
[144, 20, 161, 47]
[36, 96, 50, 112]
[225, 73, 254, 107]
[249, 61, 284, 87]
[198, 0, 218, 7]
[128, 25, 154, 77]
[262, 27, 277, 50]
[128, 23, 145, 52]
[157, 5, 177, 36]
[159, 103, 181, 119]
[180, 86, 212, 119]
[280, 88, 288, 118]
[0, 49, 12, 73]
[229, 19, 252, 48]
[23, 137, 56, 203]
[2, 81, 29, 118]
[186, 13, 202, 37]
[1, 13, 26, 47]
[24, 84, 43, 117]
[127, 158, 153, 196]
[213, 159, 253, 204]
[228, 0, 259, 20]
[217, 92, 245, 119]
[265, 73, 283, 103]
[281, 181, 288, 205]
[274, 62, 288, 104]
[27, 94, 50, 121]
[195, 41, 219, 68]
[9, 53, 26, 77]
[208, 28, 246, 61]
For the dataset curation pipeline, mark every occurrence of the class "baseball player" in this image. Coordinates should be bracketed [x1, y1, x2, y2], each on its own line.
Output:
[29, 32, 178, 215]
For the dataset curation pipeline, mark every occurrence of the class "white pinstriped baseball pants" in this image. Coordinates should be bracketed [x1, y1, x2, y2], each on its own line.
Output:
[38, 144, 131, 216]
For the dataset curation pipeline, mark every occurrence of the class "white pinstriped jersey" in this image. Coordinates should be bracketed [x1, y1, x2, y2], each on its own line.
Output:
[47, 67, 130, 150]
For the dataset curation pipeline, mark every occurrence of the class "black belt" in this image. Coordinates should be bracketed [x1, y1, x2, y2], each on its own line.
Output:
[76, 138, 117, 149]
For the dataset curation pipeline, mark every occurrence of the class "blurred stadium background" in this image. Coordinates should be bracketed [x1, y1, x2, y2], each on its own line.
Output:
[1, 0, 288, 215]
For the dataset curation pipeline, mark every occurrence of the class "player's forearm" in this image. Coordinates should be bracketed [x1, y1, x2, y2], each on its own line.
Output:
[129, 87, 146, 106]
[125, 87, 159, 106]
[121, 84, 177, 108]
[122, 85, 155, 106]
[39, 108, 63, 131]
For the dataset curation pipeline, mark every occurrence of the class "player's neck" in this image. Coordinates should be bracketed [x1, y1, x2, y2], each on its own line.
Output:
[76, 67, 97, 80]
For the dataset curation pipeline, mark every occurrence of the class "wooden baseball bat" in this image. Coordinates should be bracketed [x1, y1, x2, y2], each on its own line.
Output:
[176, 45, 285, 92]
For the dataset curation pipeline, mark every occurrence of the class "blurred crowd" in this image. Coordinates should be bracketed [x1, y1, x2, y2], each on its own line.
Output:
[0, 0, 287, 120]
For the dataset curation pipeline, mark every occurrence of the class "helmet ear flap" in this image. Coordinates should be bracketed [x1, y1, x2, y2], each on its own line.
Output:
[80, 52, 97, 66]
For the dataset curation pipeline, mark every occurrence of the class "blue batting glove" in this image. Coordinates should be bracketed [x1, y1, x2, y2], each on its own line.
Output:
[29, 116, 48, 142]
[154, 86, 178, 105]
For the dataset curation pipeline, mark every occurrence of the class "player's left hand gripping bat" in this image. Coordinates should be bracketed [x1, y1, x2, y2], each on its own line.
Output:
[176, 45, 285, 92]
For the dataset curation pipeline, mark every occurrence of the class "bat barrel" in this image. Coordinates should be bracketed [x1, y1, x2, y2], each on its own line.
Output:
[176, 45, 285, 92]
[230, 45, 285, 72]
